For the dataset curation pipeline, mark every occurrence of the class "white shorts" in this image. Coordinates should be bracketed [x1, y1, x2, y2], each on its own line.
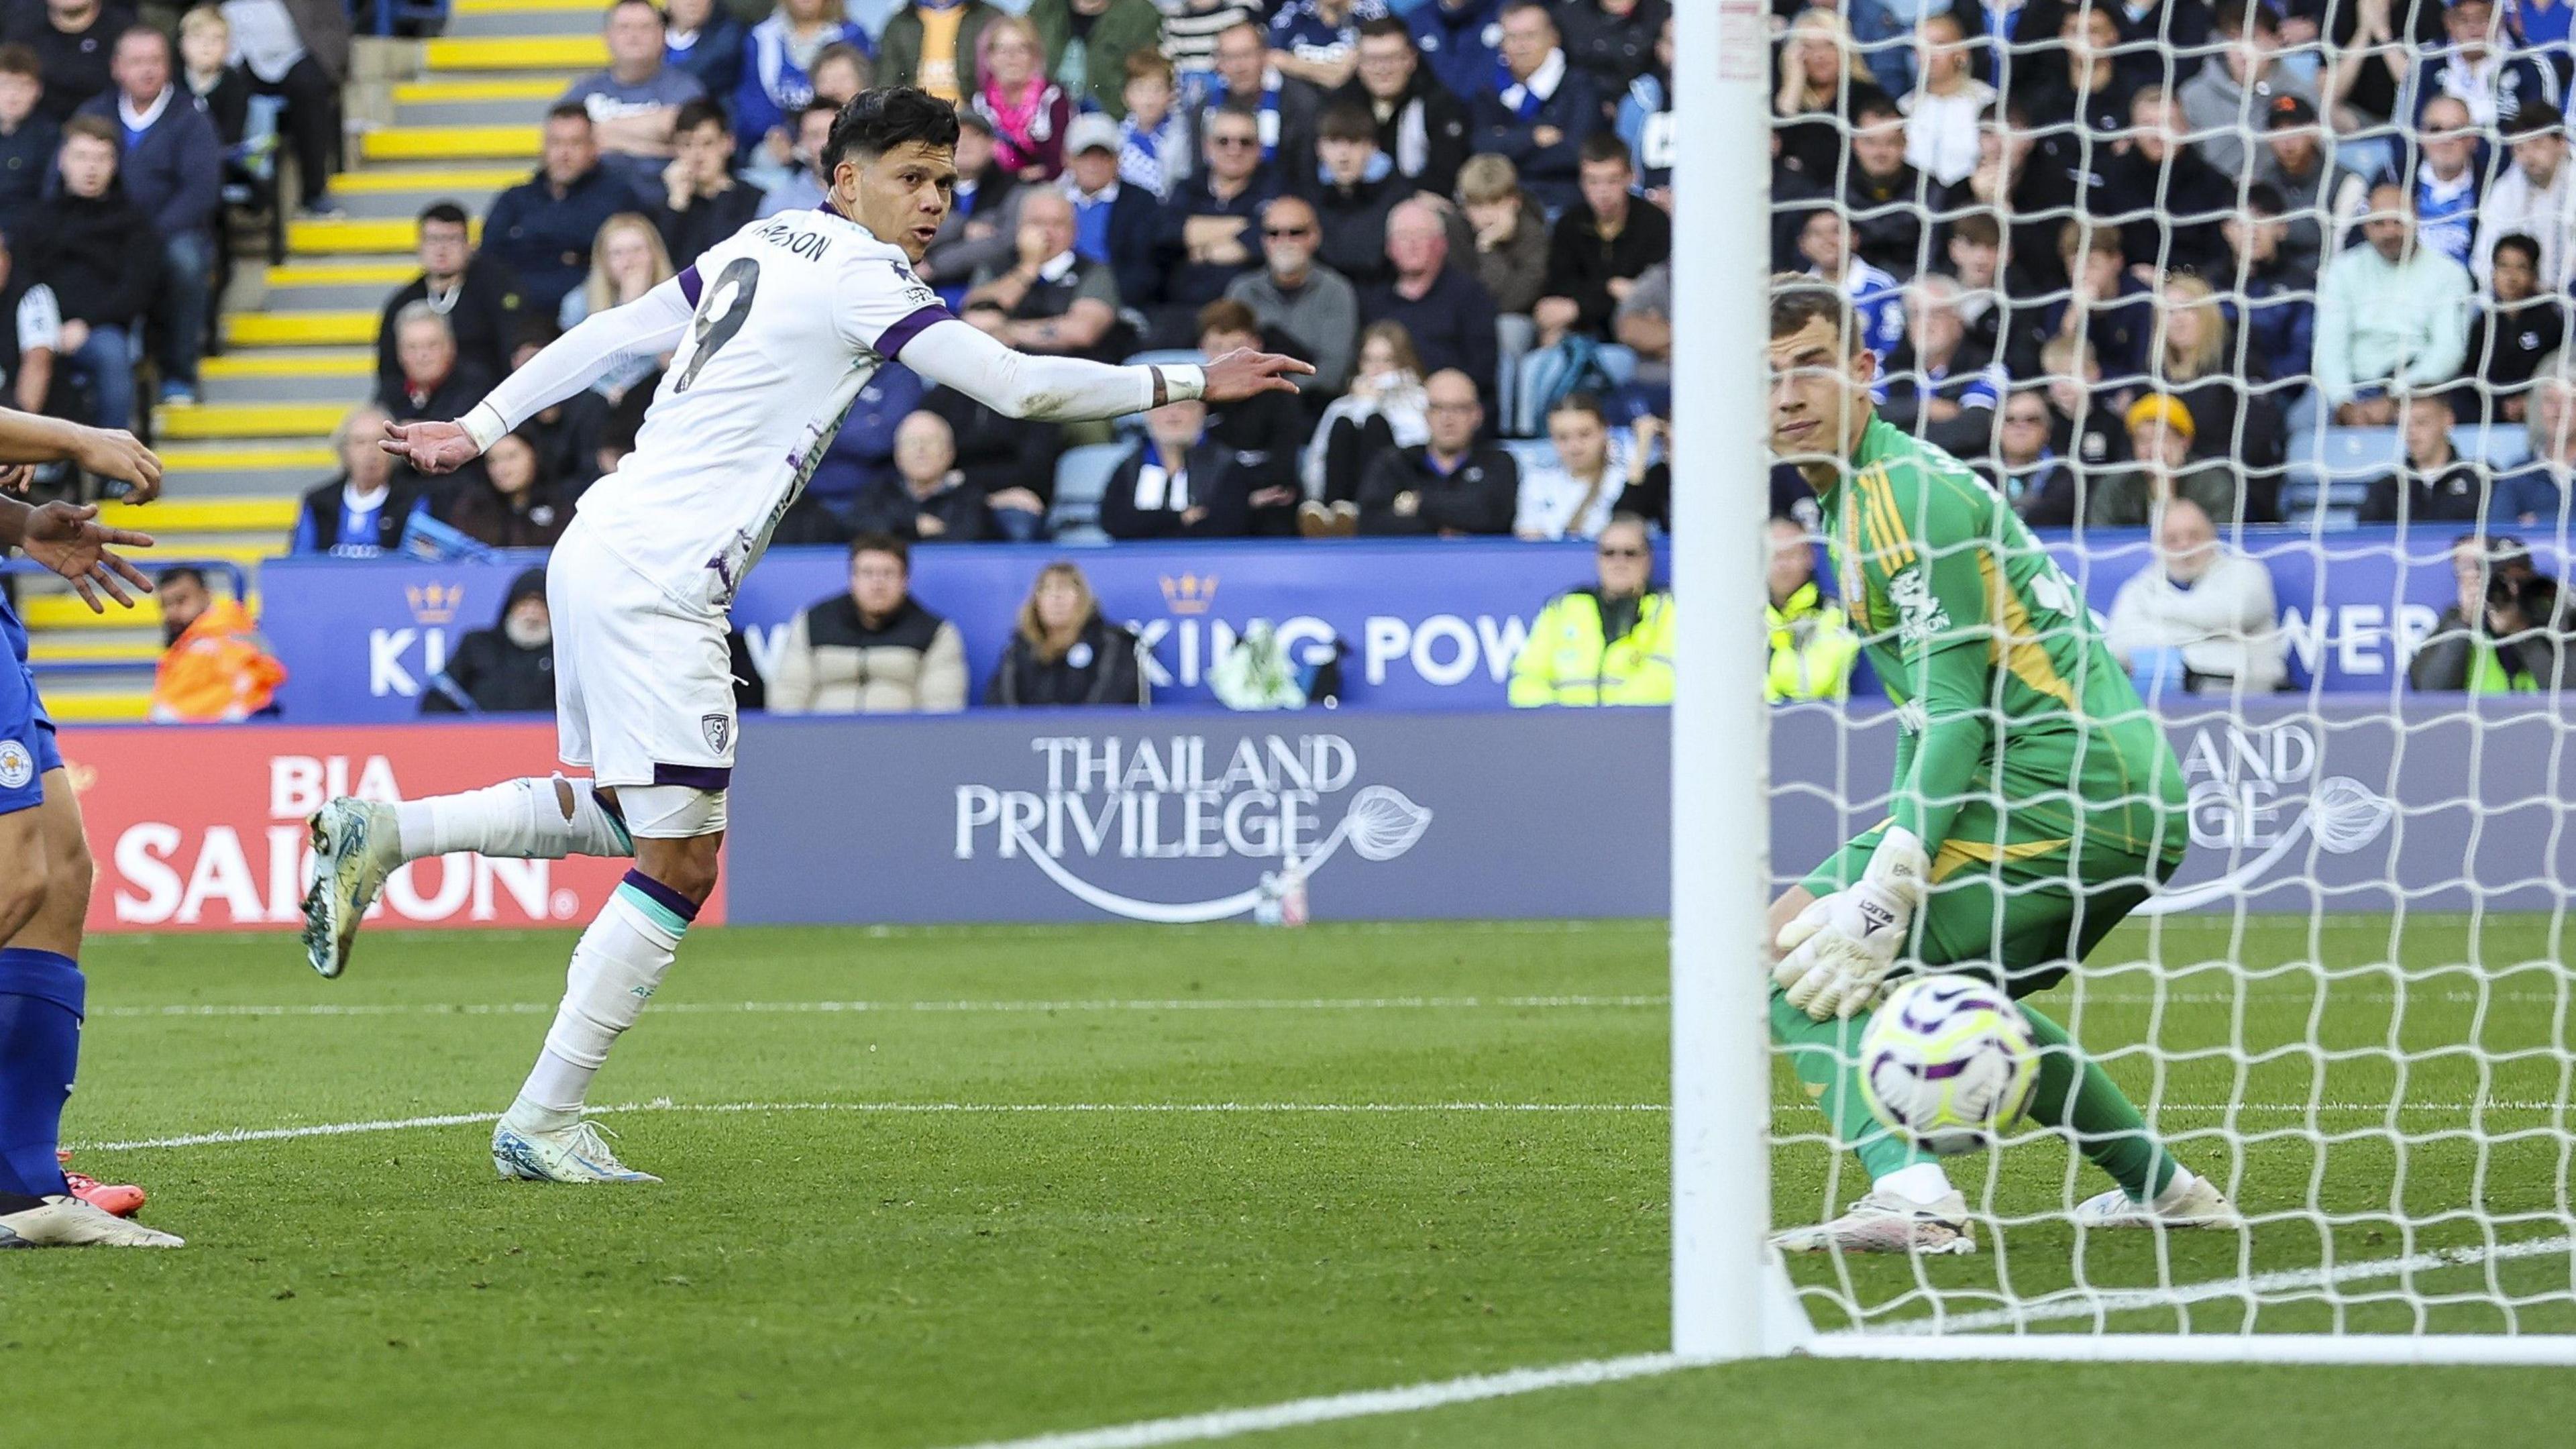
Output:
[548, 526, 737, 794]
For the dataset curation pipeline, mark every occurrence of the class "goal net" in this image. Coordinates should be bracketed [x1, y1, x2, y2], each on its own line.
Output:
[1675, 0, 2576, 1362]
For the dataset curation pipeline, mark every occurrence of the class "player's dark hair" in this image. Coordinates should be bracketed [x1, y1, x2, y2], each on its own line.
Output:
[417, 200, 471, 231]
[60, 113, 117, 149]
[1550, 392, 1609, 426]
[2057, 218, 2124, 261]
[1579, 130, 1634, 168]
[1769, 274, 1860, 352]
[0, 42, 39, 78]
[1949, 211, 2002, 248]
[2496, 231, 2545, 268]
[1208, 97, 1261, 133]
[849, 532, 911, 571]
[2241, 182, 2287, 217]
[1356, 15, 1412, 44]
[1197, 298, 1259, 340]
[545, 101, 592, 127]
[158, 566, 209, 592]
[674, 97, 730, 136]
[821, 87, 961, 178]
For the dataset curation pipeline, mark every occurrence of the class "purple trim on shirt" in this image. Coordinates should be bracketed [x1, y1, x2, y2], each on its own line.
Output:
[875, 303, 956, 361]
[651, 761, 732, 792]
[677, 264, 703, 307]
[620, 868, 701, 924]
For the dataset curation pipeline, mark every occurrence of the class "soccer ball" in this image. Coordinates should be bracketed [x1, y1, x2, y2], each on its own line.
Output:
[1858, 974, 2039, 1156]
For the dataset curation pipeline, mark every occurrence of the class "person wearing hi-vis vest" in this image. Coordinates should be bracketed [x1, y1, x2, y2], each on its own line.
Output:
[1508, 513, 1674, 706]
[1764, 514, 1860, 702]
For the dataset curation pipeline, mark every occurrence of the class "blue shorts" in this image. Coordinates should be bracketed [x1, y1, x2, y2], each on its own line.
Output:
[0, 632, 60, 817]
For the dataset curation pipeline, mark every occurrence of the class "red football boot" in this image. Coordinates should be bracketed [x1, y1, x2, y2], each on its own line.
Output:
[54, 1152, 145, 1218]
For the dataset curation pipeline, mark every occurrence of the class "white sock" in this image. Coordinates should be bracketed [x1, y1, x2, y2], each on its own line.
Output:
[2149, 1167, 2202, 1211]
[502, 882, 686, 1128]
[394, 777, 632, 862]
[1875, 1162, 1955, 1208]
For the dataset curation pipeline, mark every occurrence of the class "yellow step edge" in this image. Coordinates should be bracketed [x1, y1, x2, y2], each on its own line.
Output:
[156, 402, 346, 440]
[224, 311, 380, 347]
[201, 351, 374, 380]
[159, 445, 336, 471]
[266, 260, 416, 286]
[28, 638, 163, 665]
[362, 126, 541, 162]
[290, 217, 478, 254]
[21, 594, 261, 633]
[331, 165, 528, 195]
[99, 499, 299, 531]
[425, 37, 606, 70]
[40, 694, 153, 723]
[453, 0, 603, 13]
[392, 76, 577, 103]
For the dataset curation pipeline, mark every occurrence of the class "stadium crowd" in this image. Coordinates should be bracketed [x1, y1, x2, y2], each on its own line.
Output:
[9, 0, 2576, 709]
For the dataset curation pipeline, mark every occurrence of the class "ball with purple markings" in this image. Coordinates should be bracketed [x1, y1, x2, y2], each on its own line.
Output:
[1857, 973, 2039, 1155]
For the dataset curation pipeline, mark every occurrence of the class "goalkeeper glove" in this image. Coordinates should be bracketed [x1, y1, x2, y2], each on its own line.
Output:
[1772, 826, 1929, 1020]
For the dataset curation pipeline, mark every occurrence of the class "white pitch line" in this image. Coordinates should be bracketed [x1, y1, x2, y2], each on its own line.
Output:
[1862, 1232, 2576, 1336]
[933, 1352, 1688, 1449]
[67, 1099, 1668, 1152]
[88, 994, 1669, 1019]
[70, 1097, 2571, 1154]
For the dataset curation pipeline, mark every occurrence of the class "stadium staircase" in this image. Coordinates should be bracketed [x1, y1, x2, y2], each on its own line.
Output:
[25, 0, 604, 721]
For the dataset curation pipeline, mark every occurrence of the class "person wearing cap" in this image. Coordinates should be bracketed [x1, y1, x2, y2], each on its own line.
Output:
[2476, 101, 2576, 290]
[422, 568, 558, 716]
[2179, 0, 2318, 183]
[2253, 92, 2367, 279]
[1056, 111, 1160, 307]
[2090, 392, 2243, 529]
[2311, 183, 2473, 429]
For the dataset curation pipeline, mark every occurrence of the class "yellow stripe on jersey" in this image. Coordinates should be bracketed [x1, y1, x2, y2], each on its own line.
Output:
[1931, 834, 2074, 884]
[1837, 490, 1870, 631]
[1860, 466, 1917, 570]
[1978, 551, 2079, 712]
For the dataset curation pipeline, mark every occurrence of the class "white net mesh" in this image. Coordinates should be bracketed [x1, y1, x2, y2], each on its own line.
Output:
[1760, 0, 2576, 1345]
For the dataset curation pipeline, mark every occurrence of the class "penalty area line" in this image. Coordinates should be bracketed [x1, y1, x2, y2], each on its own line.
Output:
[89, 994, 1668, 1019]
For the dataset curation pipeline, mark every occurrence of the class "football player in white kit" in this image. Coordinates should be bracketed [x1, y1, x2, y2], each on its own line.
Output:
[296, 89, 1309, 1184]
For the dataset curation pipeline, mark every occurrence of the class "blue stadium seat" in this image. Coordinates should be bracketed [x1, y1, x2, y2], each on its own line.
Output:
[1049, 443, 1132, 541]
[2292, 426, 2404, 481]
[2461, 427, 2533, 473]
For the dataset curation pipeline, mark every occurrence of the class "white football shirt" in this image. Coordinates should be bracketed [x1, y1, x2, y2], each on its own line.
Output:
[578, 206, 954, 616]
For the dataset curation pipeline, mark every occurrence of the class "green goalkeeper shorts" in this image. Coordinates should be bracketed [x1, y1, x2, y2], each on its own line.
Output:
[1798, 800, 2188, 997]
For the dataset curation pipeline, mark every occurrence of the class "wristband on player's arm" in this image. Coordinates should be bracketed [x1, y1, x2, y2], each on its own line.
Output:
[1148, 365, 1206, 409]
[460, 402, 512, 454]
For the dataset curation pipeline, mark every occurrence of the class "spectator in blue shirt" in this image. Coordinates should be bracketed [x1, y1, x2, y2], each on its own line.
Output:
[1269, 0, 1385, 93]
[663, 0, 747, 102]
[1467, 1, 1600, 213]
[734, 0, 872, 170]
[1150, 99, 1281, 345]
[2220, 185, 2319, 393]
[2496, 374, 2576, 528]
[559, 0, 705, 195]
[74, 26, 218, 407]
[482, 104, 643, 320]
[2415, 0, 2562, 127]
[1794, 209, 1905, 363]
[1406, 0, 1502, 104]
[2410, 93, 2487, 270]
[0, 44, 57, 238]
[290, 405, 429, 557]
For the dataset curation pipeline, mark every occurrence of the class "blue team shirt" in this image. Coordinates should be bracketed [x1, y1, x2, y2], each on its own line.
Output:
[1268, 0, 1389, 64]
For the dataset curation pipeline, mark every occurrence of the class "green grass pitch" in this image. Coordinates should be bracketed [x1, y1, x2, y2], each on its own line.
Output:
[13, 916, 2576, 1446]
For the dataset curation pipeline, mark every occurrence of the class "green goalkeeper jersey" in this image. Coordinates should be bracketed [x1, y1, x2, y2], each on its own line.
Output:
[1817, 417, 2188, 873]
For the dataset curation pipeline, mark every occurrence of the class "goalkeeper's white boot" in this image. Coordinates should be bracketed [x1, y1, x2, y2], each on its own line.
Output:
[300, 797, 401, 979]
[0, 1195, 184, 1248]
[1770, 1189, 1977, 1255]
[492, 1118, 661, 1184]
[2073, 1174, 2243, 1230]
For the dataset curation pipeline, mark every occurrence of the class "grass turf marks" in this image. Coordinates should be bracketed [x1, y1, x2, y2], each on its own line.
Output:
[16, 916, 2574, 1446]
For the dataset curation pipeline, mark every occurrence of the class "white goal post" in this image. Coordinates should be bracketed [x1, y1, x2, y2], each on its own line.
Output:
[1668, 0, 2576, 1367]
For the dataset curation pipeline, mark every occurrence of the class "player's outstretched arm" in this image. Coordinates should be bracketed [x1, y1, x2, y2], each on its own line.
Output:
[900, 319, 1311, 423]
[383, 274, 698, 474]
[0, 410, 163, 501]
[0, 496, 156, 612]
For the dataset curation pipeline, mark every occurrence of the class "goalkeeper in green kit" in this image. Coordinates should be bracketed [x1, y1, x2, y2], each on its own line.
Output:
[1760, 280, 2241, 1254]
